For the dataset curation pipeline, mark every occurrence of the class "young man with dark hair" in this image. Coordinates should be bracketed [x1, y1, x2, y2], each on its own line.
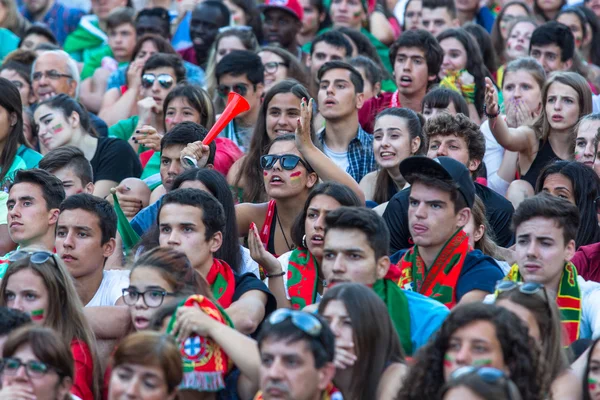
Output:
[384, 113, 515, 252]
[215, 50, 265, 151]
[130, 121, 216, 236]
[392, 156, 504, 307]
[504, 193, 600, 342]
[261, 0, 306, 62]
[135, 7, 171, 39]
[317, 60, 376, 183]
[529, 21, 575, 75]
[422, 0, 459, 37]
[321, 206, 449, 356]
[0, 307, 30, 352]
[39, 145, 95, 197]
[158, 188, 276, 334]
[256, 311, 336, 400]
[359, 30, 443, 133]
[307, 30, 353, 86]
[3, 169, 65, 267]
[56, 193, 129, 306]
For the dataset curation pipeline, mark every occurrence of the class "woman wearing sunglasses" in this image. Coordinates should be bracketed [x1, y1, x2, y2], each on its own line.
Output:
[0, 250, 101, 400]
[317, 283, 407, 400]
[398, 302, 550, 400]
[495, 281, 582, 399]
[0, 325, 76, 400]
[235, 96, 364, 258]
[258, 46, 311, 93]
[441, 366, 523, 400]
[33, 93, 142, 198]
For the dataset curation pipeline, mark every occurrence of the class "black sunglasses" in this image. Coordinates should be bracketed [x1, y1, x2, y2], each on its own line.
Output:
[268, 309, 322, 336]
[260, 154, 312, 171]
[141, 73, 174, 89]
[216, 83, 250, 98]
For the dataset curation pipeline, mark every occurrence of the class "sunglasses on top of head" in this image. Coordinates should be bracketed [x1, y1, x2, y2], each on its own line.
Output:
[141, 73, 175, 90]
[260, 154, 313, 171]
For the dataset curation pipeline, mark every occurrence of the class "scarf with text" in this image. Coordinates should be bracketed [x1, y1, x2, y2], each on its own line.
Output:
[506, 262, 581, 345]
[398, 229, 469, 309]
[206, 259, 236, 309]
[287, 247, 320, 310]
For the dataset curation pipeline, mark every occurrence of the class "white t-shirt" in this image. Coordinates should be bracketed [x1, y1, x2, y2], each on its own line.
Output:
[85, 269, 130, 307]
[323, 143, 349, 173]
[240, 245, 260, 278]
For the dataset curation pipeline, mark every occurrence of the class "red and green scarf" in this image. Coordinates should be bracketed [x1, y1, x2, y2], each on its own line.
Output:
[505, 262, 582, 345]
[166, 295, 234, 392]
[206, 259, 236, 309]
[373, 278, 413, 356]
[398, 229, 470, 309]
[287, 248, 319, 310]
[254, 384, 342, 400]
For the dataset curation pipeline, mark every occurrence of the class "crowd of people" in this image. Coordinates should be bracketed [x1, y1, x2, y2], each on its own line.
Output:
[2, 0, 600, 398]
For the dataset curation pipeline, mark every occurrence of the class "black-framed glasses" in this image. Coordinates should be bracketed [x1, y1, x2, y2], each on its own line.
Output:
[216, 83, 251, 98]
[263, 61, 288, 74]
[1, 357, 59, 379]
[141, 73, 174, 90]
[450, 367, 521, 400]
[32, 70, 72, 81]
[8, 250, 58, 268]
[268, 309, 322, 336]
[122, 288, 176, 308]
[260, 154, 312, 171]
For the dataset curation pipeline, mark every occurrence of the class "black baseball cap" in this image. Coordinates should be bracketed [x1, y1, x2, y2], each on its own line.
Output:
[399, 156, 475, 208]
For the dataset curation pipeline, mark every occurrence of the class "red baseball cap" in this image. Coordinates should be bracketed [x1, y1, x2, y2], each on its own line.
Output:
[261, 0, 304, 21]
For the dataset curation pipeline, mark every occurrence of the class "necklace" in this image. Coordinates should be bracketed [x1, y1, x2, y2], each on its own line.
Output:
[276, 211, 293, 251]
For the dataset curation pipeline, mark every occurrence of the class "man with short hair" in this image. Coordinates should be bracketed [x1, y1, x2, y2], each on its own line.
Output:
[56, 194, 129, 306]
[384, 113, 515, 252]
[0, 308, 30, 353]
[262, 0, 306, 62]
[359, 30, 443, 133]
[307, 30, 353, 85]
[530, 21, 575, 75]
[135, 7, 171, 39]
[506, 193, 600, 342]
[322, 206, 449, 355]
[216, 51, 265, 152]
[422, 0, 459, 37]
[317, 60, 376, 183]
[257, 311, 337, 400]
[393, 156, 504, 307]
[0, 169, 65, 277]
[179, 1, 230, 68]
[158, 188, 276, 334]
[39, 146, 95, 197]
[21, 0, 85, 45]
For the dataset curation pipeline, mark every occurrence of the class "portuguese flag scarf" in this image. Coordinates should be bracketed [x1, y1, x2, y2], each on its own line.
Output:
[206, 259, 236, 309]
[372, 278, 413, 356]
[287, 248, 319, 310]
[398, 229, 469, 309]
[166, 295, 234, 392]
[505, 262, 582, 345]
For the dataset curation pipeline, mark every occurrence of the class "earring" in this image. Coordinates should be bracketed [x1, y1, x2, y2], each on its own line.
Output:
[302, 235, 307, 248]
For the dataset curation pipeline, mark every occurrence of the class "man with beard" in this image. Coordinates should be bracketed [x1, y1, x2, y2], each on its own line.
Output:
[179, 1, 230, 69]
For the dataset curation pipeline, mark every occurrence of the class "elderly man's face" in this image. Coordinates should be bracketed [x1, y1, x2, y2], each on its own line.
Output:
[32, 53, 77, 102]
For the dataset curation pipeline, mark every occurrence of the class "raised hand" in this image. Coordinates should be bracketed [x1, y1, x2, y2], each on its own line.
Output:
[248, 222, 283, 276]
[180, 141, 211, 169]
[295, 98, 314, 152]
[133, 125, 163, 152]
[484, 77, 499, 116]
[171, 304, 217, 340]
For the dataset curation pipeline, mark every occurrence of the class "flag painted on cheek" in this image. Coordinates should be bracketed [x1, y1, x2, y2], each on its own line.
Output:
[472, 359, 493, 367]
[590, 377, 598, 391]
[443, 354, 454, 368]
[290, 171, 302, 185]
[52, 123, 64, 134]
[31, 309, 44, 321]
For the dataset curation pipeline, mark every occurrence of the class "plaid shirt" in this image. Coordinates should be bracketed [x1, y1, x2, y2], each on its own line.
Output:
[318, 125, 377, 183]
[21, 2, 85, 45]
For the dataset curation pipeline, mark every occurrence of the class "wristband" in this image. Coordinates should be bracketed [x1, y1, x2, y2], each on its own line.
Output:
[266, 271, 286, 278]
[483, 104, 499, 119]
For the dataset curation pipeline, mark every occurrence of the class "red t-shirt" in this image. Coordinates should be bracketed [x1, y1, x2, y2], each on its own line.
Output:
[71, 339, 94, 400]
[358, 92, 394, 134]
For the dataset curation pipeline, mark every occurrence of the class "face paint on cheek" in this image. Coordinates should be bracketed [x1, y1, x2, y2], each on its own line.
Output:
[353, 11, 362, 17]
[165, 117, 173, 126]
[589, 377, 598, 391]
[264, 171, 269, 176]
[30, 309, 44, 321]
[472, 359, 493, 367]
[443, 354, 454, 368]
[290, 171, 302, 185]
[52, 123, 64, 134]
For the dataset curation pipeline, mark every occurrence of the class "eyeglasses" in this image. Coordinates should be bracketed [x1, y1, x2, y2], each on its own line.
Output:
[263, 61, 288, 74]
[450, 367, 522, 400]
[260, 154, 312, 171]
[8, 250, 58, 268]
[122, 288, 176, 308]
[141, 73, 175, 90]
[216, 83, 251, 98]
[1, 357, 59, 379]
[32, 70, 72, 81]
[268, 309, 322, 336]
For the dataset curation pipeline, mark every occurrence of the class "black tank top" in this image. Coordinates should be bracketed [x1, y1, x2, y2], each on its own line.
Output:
[521, 140, 560, 188]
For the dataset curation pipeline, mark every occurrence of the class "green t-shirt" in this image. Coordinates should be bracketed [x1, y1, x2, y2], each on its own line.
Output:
[63, 15, 107, 62]
[80, 45, 129, 80]
[0, 28, 19, 63]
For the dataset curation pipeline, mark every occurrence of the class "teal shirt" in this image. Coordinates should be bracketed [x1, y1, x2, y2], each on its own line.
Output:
[0, 28, 19, 63]
[17, 145, 43, 169]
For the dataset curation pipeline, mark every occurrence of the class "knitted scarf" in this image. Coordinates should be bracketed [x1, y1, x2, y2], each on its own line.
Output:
[398, 229, 470, 309]
[166, 295, 234, 392]
[505, 262, 581, 345]
[287, 248, 319, 310]
[206, 259, 236, 309]
[372, 278, 413, 356]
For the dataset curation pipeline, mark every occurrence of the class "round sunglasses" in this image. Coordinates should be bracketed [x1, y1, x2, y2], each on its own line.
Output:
[141, 73, 174, 90]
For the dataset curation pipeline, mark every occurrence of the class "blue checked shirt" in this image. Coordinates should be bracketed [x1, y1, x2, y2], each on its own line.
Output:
[21, 2, 85, 45]
[318, 125, 377, 183]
